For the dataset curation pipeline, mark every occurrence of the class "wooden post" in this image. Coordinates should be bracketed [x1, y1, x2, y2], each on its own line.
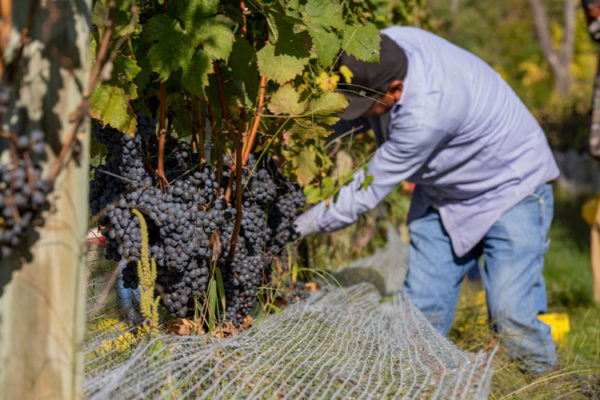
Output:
[0, 1, 90, 399]
[590, 50, 600, 303]
[592, 198, 600, 303]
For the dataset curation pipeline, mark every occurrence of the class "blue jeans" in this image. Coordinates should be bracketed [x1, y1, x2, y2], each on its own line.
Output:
[403, 184, 558, 374]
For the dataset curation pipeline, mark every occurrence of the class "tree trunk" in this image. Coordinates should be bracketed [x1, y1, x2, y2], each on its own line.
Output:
[528, 0, 577, 97]
[591, 189, 600, 303]
[0, 1, 90, 399]
[450, 0, 459, 14]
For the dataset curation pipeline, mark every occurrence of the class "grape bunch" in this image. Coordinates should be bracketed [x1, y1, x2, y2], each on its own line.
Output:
[90, 117, 305, 325]
[0, 130, 53, 260]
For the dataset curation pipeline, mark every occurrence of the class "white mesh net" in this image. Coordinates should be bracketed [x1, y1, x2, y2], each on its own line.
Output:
[84, 237, 497, 399]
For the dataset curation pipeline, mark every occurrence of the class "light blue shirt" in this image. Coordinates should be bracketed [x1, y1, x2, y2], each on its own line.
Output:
[297, 26, 559, 257]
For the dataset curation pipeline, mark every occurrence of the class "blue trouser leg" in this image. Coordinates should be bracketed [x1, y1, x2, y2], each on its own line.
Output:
[403, 207, 480, 336]
[404, 184, 558, 374]
[481, 184, 558, 374]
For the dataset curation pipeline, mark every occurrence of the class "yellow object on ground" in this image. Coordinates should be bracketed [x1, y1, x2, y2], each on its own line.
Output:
[474, 290, 486, 307]
[538, 313, 570, 343]
[90, 318, 138, 354]
[581, 193, 600, 226]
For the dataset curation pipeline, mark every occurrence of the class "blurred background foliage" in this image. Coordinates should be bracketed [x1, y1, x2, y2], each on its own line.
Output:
[426, 0, 597, 151]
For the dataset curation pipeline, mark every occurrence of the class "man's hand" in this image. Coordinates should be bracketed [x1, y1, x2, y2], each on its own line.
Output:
[294, 204, 325, 238]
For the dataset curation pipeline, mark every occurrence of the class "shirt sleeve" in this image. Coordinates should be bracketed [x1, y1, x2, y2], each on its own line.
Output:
[296, 122, 448, 235]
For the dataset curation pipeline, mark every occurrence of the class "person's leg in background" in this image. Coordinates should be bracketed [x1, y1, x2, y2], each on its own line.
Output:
[403, 207, 482, 336]
[481, 184, 558, 374]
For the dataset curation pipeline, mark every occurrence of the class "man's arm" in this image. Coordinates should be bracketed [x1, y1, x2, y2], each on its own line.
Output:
[296, 123, 447, 236]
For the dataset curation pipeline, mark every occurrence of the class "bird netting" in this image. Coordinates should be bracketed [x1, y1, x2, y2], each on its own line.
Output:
[84, 240, 497, 400]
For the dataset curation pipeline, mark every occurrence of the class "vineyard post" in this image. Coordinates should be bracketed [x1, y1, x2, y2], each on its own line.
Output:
[0, 0, 90, 399]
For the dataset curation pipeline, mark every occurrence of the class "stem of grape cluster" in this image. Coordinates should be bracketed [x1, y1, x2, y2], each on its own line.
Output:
[196, 97, 204, 159]
[242, 74, 266, 166]
[156, 82, 168, 191]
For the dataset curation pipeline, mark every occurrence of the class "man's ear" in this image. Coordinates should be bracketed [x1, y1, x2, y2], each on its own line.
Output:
[388, 80, 403, 101]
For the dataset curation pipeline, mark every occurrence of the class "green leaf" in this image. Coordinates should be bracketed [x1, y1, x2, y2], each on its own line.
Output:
[257, 43, 309, 83]
[230, 37, 259, 104]
[113, 8, 136, 37]
[143, 14, 193, 81]
[208, 279, 217, 331]
[265, 5, 311, 59]
[268, 84, 305, 115]
[215, 267, 226, 311]
[194, 16, 234, 61]
[295, 147, 320, 186]
[91, 84, 137, 135]
[288, 120, 328, 141]
[304, 0, 345, 30]
[307, 25, 340, 66]
[90, 53, 140, 135]
[303, 184, 323, 204]
[360, 174, 374, 191]
[309, 92, 348, 115]
[342, 24, 381, 62]
[168, 0, 218, 31]
[112, 54, 141, 87]
[182, 50, 211, 96]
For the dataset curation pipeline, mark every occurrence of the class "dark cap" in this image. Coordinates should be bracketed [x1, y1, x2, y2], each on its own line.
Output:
[337, 34, 408, 120]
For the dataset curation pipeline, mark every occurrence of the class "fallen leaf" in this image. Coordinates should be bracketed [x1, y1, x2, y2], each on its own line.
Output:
[240, 315, 254, 329]
[305, 282, 318, 292]
[166, 318, 203, 336]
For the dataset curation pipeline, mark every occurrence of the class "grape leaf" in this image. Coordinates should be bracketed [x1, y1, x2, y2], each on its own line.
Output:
[342, 24, 381, 62]
[194, 16, 234, 61]
[91, 84, 137, 136]
[143, 14, 193, 81]
[303, 0, 345, 30]
[295, 147, 320, 186]
[90, 53, 140, 135]
[182, 50, 211, 96]
[265, 5, 311, 59]
[288, 120, 328, 141]
[309, 92, 348, 115]
[268, 84, 305, 115]
[230, 37, 259, 104]
[168, 0, 218, 31]
[257, 43, 309, 83]
[307, 25, 340, 66]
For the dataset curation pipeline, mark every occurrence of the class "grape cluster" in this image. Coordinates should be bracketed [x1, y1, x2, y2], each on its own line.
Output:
[90, 117, 305, 325]
[0, 130, 53, 260]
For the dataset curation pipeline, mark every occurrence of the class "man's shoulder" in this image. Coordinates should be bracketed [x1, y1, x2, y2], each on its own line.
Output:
[382, 26, 439, 43]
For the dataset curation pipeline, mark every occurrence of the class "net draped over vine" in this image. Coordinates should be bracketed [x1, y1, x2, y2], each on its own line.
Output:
[84, 242, 496, 399]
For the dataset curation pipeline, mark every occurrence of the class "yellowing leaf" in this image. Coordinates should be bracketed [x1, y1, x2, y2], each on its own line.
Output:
[339, 65, 353, 84]
[309, 91, 348, 115]
[91, 83, 137, 135]
[268, 84, 306, 115]
[315, 72, 340, 92]
[296, 147, 320, 186]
